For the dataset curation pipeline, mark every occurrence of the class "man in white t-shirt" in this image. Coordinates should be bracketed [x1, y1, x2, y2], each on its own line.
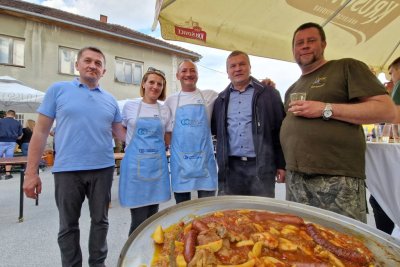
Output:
[164, 59, 218, 203]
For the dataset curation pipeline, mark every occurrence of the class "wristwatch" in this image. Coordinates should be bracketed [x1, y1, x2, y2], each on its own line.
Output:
[322, 103, 333, 120]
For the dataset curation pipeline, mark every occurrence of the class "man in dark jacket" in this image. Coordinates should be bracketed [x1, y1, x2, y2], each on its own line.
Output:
[0, 110, 23, 179]
[211, 50, 286, 197]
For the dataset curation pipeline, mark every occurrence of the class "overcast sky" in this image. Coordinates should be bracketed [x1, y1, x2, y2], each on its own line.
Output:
[24, 0, 305, 97]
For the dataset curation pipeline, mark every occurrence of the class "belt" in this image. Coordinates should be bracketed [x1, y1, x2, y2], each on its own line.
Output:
[229, 156, 256, 162]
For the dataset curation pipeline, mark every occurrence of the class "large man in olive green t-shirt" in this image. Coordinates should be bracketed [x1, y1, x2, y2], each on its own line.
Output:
[280, 22, 397, 223]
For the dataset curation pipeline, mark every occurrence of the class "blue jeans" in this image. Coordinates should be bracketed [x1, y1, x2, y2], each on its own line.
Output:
[0, 142, 16, 158]
[54, 166, 114, 267]
[21, 143, 29, 156]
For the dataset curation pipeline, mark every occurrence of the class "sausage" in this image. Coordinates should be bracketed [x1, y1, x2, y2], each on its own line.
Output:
[192, 219, 209, 232]
[254, 211, 305, 225]
[183, 229, 198, 263]
[306, 224, 368, 265]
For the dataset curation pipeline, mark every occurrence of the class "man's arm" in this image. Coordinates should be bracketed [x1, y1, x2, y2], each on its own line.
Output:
[394, 106, 400, 123]
[17, 124, 23, 139]
[112, 122, 126, 143]
[164, 132, 171, 147]
[23, 114, 54, 199]
[289, 94, 397, 124]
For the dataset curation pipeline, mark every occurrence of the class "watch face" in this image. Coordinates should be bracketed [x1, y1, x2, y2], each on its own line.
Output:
[323, 110, 332, 118]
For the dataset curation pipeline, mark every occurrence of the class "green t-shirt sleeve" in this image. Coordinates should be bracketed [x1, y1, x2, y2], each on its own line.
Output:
[343, 58, 387, 100]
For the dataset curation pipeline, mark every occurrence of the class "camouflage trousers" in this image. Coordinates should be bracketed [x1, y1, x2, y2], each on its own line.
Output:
[286, 170, 367, 223]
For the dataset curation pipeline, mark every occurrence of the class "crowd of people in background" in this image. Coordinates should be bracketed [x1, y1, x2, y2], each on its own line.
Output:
[0, 21, 398, 267]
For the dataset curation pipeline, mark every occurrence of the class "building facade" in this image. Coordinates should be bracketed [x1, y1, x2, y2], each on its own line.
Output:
[0, 0, 201, 101]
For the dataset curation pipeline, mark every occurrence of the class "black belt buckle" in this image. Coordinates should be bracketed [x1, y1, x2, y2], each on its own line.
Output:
[230, 156, 255, 161]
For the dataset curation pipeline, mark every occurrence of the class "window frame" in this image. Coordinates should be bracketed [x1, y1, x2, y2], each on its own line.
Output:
[58, 46, 79, 76]
[0, 34, 25, 67]
[115, 57, 143, 85]
[15, 113, 24, 126]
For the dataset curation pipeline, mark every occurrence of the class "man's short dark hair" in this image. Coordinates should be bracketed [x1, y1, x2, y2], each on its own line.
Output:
[388, 57, 400, 70]
[77, 46, 106, 65]
[6, 110, 16, 117]
[292, 22, 326, 48]
[226, 50, 250, 69]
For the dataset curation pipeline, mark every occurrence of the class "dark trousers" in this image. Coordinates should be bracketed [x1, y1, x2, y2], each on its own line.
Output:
[174, 190, 216, 204]
[129, 204, 159, 236]
[369, 195, 394, 234]
[54, 166, 114, 267]
[224, 157, 275, 197]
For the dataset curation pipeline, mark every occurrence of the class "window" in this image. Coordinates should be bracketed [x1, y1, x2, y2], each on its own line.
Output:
[115, 58, 143, 85]
[59, 47, 79, 75]
[15, 113, 24, 126]
[0, 35, 25, 66]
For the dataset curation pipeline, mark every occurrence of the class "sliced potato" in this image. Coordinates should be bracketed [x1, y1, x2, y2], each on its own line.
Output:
[328, 253, 345, 267]
[253, 223, 264, 232]
[262, 256, 285, 266]
[174, 240, 184, 252]
[217, 258, 255, 267]
[176, 254, 187, 267]
[214, 211, 225, 217]
[278, 237, 297, 251]
[237, 209, 251, 214]
[280, 225, 299, 236]
[196, 239, 223, 252]
[282, 224, 298, 231]
[268, 227, 280, 236]
[252, 241, 263, 257]
[236, 240, 254, 247]
[252, 232, 278, 249]
[316, 247, 345, 267]
[151, 225, 164, 244]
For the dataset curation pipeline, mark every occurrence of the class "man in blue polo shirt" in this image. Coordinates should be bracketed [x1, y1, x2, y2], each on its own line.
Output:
[23, 47, 125, 267]
[0, 109, 23, 179]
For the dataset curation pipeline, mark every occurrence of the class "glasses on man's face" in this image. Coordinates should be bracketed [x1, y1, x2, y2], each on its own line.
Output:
[147, 67, 165, 77]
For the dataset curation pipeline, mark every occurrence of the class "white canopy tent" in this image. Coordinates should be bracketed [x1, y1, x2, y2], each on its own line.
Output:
[117, 98, 165, 113]
[0, 76, 45, 113]
[117, 98, 136, 112]
[154, 0, 400, 73]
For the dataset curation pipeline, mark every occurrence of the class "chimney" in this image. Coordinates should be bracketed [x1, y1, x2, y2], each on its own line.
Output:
[100, 14, 107, 23]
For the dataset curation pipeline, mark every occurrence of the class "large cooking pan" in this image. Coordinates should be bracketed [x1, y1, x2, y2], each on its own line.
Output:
[118, 196, 400, 266]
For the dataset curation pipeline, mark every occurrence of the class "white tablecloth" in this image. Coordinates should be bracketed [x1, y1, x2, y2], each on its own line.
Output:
[365, 142, 400, 228]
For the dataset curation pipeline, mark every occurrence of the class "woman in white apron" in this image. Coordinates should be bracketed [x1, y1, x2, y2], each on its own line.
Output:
[119, 68, 172, 236]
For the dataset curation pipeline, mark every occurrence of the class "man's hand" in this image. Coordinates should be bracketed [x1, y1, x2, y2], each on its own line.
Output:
[23, 173, 42, 199]
[261, 78, 276, 89]
[276, 169, 286, 183]
[288, 100, 325, 118]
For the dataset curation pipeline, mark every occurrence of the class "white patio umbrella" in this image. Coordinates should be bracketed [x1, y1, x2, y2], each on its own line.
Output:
[0, 76, 45, 113]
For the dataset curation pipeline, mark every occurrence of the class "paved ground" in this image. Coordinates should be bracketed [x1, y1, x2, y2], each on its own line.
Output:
[0, 168, 375, 267]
